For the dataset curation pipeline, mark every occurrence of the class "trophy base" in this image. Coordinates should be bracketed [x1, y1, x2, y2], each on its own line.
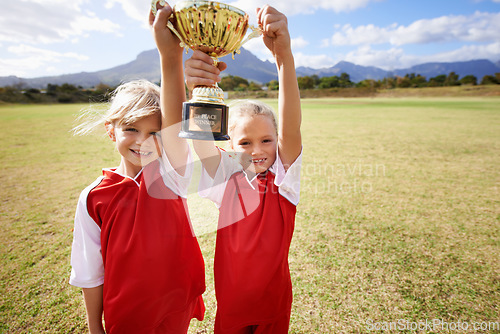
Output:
[178, 130, 230, 141]
[179, 101, 230, 141]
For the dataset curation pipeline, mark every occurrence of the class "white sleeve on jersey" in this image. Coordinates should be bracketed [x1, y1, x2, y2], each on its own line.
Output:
[69, 177, 105, 288]
[198, 148, 242, 208]
[158, 147, 194, 198]
[270, 149, 303, 206]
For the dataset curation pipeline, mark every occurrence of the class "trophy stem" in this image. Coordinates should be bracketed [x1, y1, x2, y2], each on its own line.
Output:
[191, 84, 225, 105]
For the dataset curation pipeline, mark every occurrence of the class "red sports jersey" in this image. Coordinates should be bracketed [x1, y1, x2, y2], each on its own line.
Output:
[71, 158, 205, 334]
[199, 149, 302, 333]
[215, 171, 296, 332]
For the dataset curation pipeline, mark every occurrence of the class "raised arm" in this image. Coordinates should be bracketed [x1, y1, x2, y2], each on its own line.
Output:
[150, 3, 189, 175]
[257, 6, 302, 169]
[185, 50, 228, 178]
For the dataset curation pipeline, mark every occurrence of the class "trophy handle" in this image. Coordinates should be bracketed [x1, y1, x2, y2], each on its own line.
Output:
[151, 0, 188, 51]
[232, 25, 263, 58]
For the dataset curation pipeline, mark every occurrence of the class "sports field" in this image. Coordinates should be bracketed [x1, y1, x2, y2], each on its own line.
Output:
[0, 97, 498, 333]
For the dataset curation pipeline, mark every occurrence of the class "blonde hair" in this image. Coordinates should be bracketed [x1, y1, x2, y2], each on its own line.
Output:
[228, 100, 278, 138]
[73, 79, 161, 135]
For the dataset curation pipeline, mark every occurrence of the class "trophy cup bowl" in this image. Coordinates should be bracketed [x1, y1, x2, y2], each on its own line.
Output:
[152, 0, 261, 141]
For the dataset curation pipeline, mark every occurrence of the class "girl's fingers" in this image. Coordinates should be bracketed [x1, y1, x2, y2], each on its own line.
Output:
[155, 7, 173, 26]
[256, 5, 271, 25]
[189, 77, 219, 88]
[185, 50, 229, 89]
[263, 19, 287, 39]
[149, 9, 156, 26]
[217, 62, 227, 72]
[185, 58, 221, 76]
[191, 50, 215, 65]
[186, 50, 226, 75]
[151, 7, 173, 36]
[185, 73, 219, 91]
[185, 65, 220, 82]
[256, 5, 281, 25]
[256, 6, 287, 39]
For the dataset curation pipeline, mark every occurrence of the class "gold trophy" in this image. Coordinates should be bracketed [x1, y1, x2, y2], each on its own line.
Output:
[152, 0, 261, 140]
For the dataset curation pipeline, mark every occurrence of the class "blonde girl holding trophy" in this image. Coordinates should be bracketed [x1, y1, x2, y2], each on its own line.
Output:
[185, 5, 302, 333]
[69, 3, 206, 333]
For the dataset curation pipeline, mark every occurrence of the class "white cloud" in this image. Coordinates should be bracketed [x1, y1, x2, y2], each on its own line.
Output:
[242, 35, 313, 64]
[0, 1, 121, 45]
[227, 0, 378, 16]
[105, 0, 151, 23]
[293, 52, 337, 69]
[8, 45, 89, 61]
[241, 36, 272, 61]
[71, 11, 123, 38]
[420, 42, 500, 64]
[325, 11, 500, 47]
[311, 0, 376, 13]
[328, 24, 393, 46]
[344, 46, 407, 69]
[0, 45, 89, 77]
[342, 42, 500, 70]
[292, 37, 309, 49]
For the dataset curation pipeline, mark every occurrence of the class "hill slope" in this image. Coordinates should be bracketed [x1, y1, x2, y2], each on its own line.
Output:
[1, 49, 499, 88]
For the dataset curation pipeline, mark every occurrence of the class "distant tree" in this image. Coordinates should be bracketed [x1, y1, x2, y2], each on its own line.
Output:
[25, 88, 41, 94]
[60, 83, 79, 93]
[248, 81, 262, 91]
[318, 76, 340, 89]
[0, 86, 22, 103]
[46, 83, 58, 96]
[297, 76, 315, 90]
[234, 83, 247, 92]
[381, 77, 397, 89]
[411, 74, 427, 87]
[22, 88, 42, 102]
[339, 73, 353, 88]
[428, 74, 446, 87]
[356, 79, 380, 89]
[396, 75, 411, 88]
[317, 74, 354, 89]
[480, 75, 500, 85]
[266, 80, 279, 91]
[445, 72, 460, 86]
[311, 75, 321, 87]
[95, 83, 112, 94]
[460, 75, 477, 86]
[91, 83, 111, 101]
[219, 75, 249, 91]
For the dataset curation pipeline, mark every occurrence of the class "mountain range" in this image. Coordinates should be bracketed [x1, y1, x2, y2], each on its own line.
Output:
[1, 48, 499, 89]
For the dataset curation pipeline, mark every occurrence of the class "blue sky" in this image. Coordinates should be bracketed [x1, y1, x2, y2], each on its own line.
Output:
[0, 0, 499, 78]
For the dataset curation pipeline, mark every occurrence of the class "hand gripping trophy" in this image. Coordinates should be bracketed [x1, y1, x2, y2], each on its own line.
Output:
[151, 0, 262, 140]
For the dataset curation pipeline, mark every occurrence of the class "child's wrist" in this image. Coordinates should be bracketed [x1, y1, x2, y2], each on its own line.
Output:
[88, 322, 105, 334]
[275, 50, 294, 68]
[159, 49, 183, 63]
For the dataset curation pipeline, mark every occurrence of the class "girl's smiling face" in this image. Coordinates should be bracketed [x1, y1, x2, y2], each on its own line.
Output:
[107, 114, 162, 177]
[230, 114, 278, 175]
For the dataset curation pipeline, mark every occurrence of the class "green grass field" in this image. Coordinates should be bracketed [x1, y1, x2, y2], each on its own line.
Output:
[0, 97, 499, 333]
